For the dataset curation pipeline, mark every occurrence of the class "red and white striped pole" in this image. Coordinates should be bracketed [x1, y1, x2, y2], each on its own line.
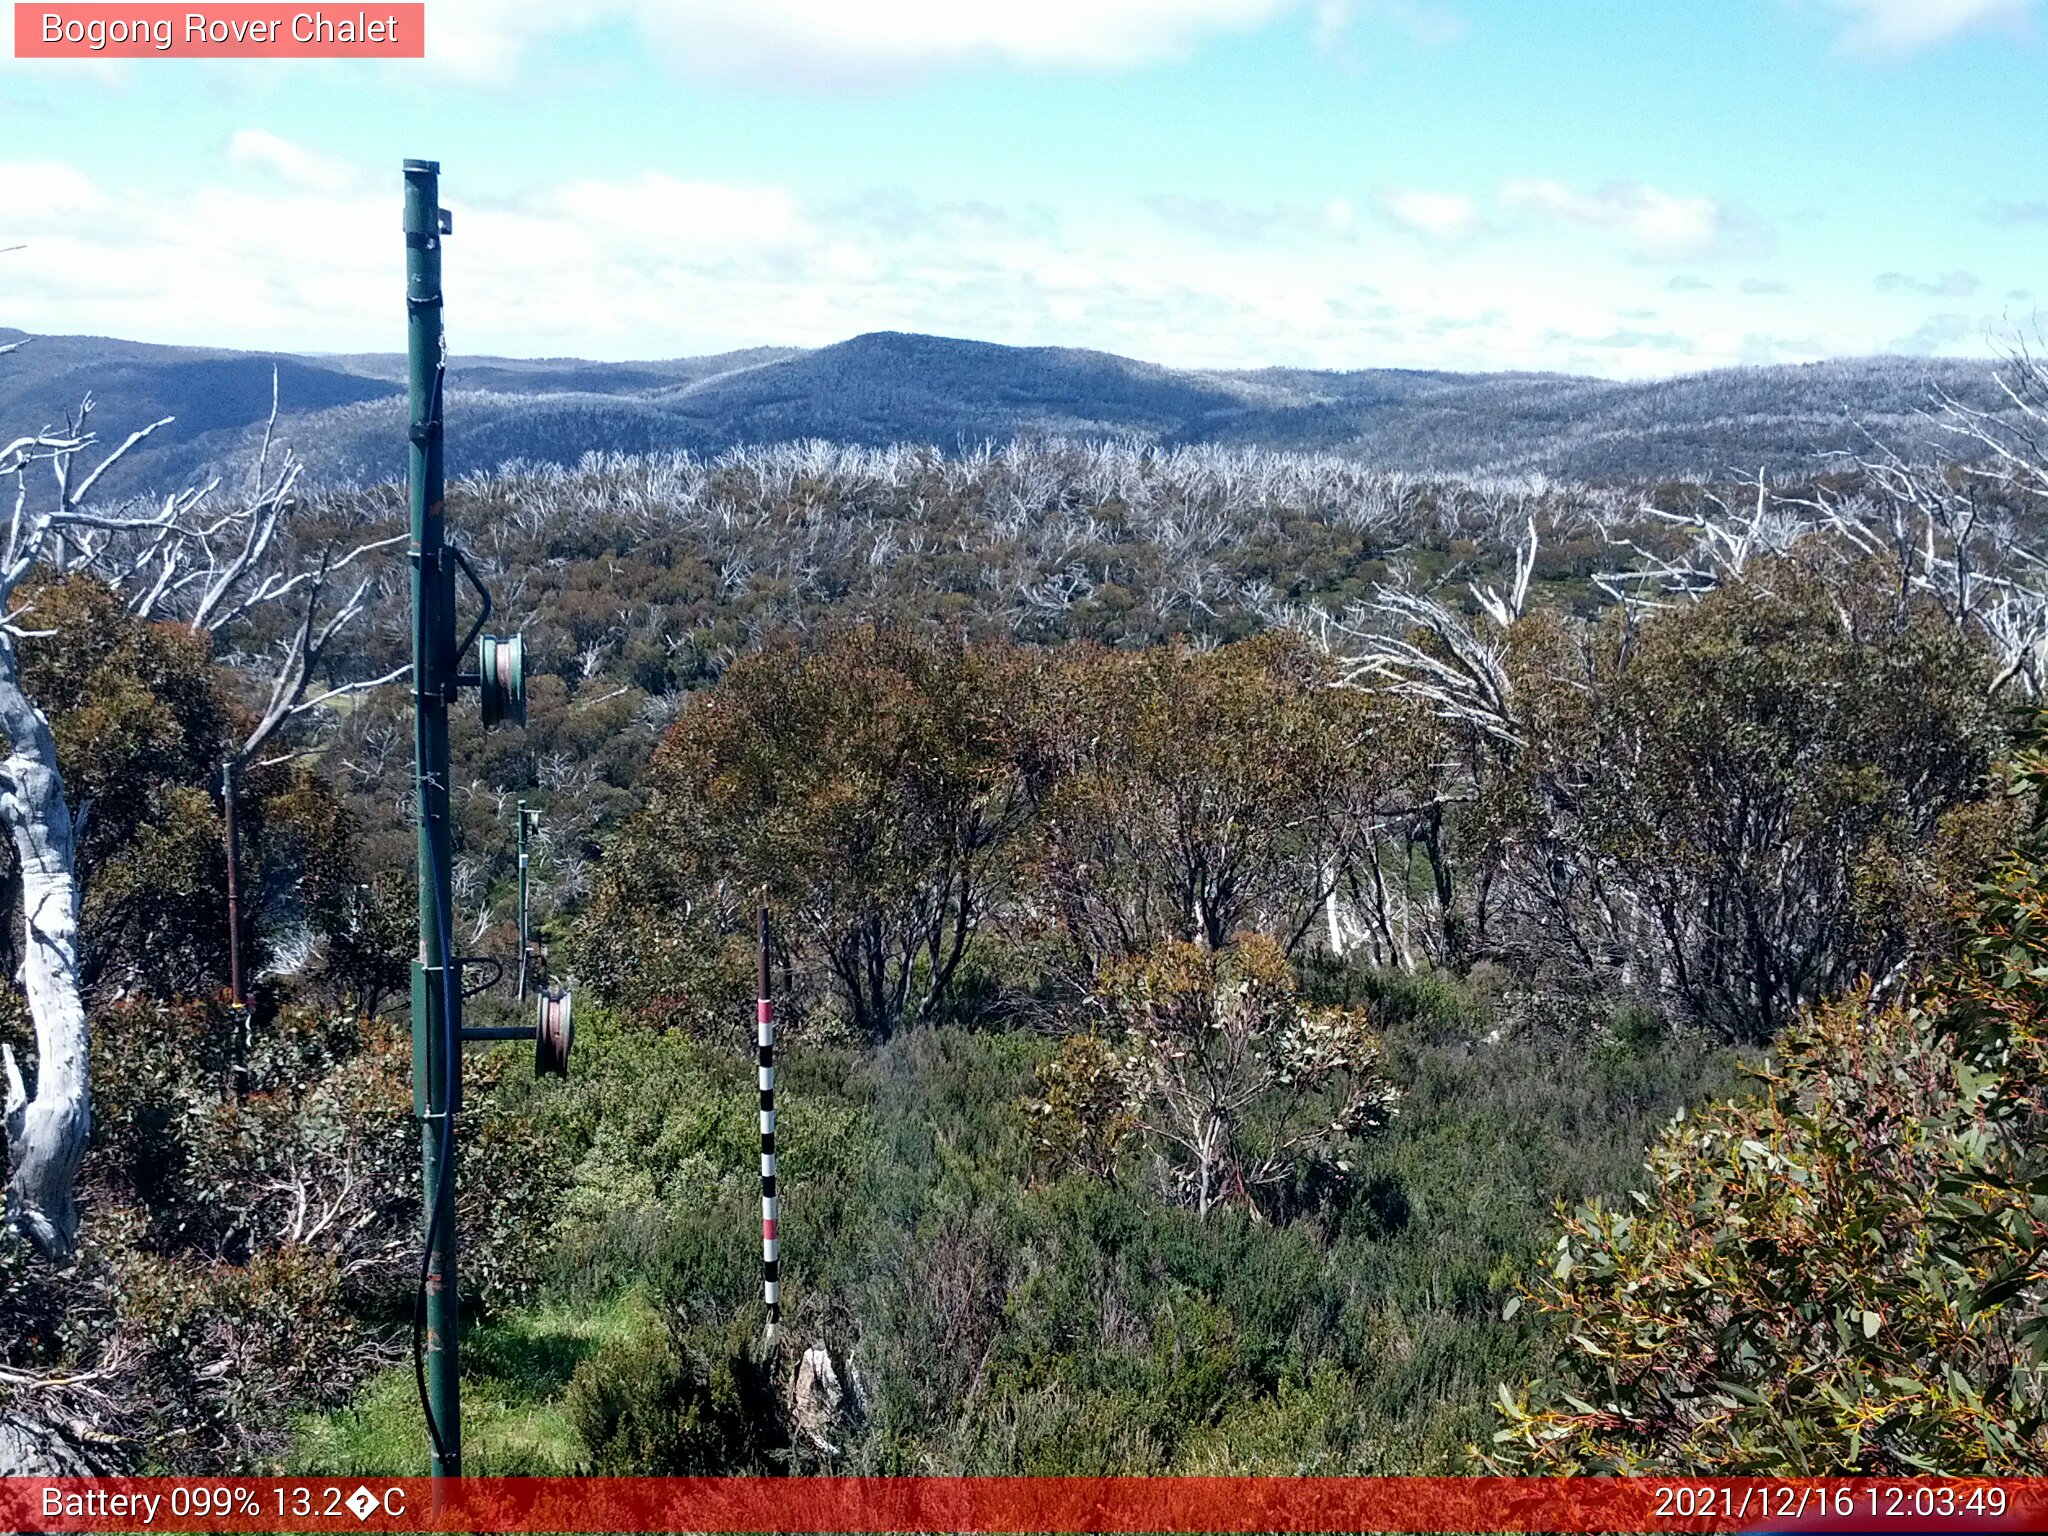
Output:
[757, 896, 780, 1346]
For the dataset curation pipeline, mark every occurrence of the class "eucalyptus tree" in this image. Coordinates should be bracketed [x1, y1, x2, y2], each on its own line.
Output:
[1311, 490, 2001, 1038]
[582, 624, 1036, 1039]
[1029, 633, 1401, 972]
[1087, 934, 1396, 1220]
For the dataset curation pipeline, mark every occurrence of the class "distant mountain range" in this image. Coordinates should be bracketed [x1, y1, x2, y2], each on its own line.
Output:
[0, 326, 2008, 492]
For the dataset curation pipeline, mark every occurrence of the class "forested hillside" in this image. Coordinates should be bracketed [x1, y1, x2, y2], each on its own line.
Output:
[0, 327, 2019, 496]
[6, 339, 2048, 1478]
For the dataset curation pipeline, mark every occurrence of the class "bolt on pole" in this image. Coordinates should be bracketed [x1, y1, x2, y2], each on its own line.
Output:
[405, 156, 461, 1480]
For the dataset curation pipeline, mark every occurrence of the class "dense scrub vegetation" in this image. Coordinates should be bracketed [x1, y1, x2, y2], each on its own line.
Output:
[581, 588, 1998, 1052]
[8, 349, 2048, 1476]
[293, 978, 1734, 1475]
[289, 431, 2043, 1020]
[1492, 738, 2048, 1473]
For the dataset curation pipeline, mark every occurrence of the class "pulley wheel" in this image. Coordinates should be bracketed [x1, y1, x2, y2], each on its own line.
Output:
[479, 633, 526, 730]
[536, 985, 573, 1078]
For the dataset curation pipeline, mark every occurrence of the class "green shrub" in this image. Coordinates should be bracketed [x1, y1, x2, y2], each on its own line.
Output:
[566, 1311, 786, 1473]
[1489, 735, 2048, 1474]
[1357, 967, 1477, 1036]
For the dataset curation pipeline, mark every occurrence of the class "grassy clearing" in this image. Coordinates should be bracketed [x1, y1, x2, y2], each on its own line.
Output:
[288, 1294, 656, 1475]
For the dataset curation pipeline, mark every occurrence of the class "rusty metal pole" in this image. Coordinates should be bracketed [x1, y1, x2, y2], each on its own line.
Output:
[222, 757, 251, 1099]
[221, 758, 243, 1007]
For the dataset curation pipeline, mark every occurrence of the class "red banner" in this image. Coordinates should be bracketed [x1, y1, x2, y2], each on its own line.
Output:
[13, 5, 425, 58]
[1, 1476, 2043, 1533]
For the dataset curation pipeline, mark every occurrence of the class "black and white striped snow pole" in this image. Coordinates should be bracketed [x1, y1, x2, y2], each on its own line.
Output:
[757, 898, 780, 1345]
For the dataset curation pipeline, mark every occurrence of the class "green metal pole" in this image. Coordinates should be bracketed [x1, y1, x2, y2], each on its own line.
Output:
[404, 157, 461, 1480]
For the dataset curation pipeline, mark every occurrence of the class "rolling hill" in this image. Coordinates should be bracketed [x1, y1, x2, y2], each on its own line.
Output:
[0, 325, 2009, 492]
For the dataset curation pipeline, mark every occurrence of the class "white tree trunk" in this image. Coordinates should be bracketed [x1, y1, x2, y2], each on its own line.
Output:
[0, 632, 89, 1259]
[1195, 1114, 1220, 1220]
[1322, 862, 1348, 959]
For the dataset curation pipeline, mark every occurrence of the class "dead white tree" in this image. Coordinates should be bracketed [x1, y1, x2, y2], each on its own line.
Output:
[1, 361, 402, 1258]
[1309, 575, 1524, 752]
[1589, 349, 2048, 697]
[1472, 514, 1538, 628]
[0, 413, 98, 1257]
[1933, 337, 2048, 504]
[82, 375, 409, 766]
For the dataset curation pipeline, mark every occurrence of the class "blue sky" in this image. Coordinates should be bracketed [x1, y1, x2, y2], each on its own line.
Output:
[2, 0, 2043, 376]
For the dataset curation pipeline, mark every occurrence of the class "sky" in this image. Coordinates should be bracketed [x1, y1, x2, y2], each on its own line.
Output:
[1, 0, 2044, 378]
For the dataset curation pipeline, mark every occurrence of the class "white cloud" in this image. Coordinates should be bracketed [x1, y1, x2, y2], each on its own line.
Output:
[425, 0, 1299, 85]
[1500, 178, 1771, 262]
[227, 130, 362, 195]
[7, 162, 110, 214]
[0, 161, 113, 236]
[1312, 0, 1466, 48]
[1374, 187, 1480, 243]
[1988, 199, 2048, 224]
[1892, 310, 1981, 352]
[1874, 269, 1982, 296]
[1148, 194, 1355, 241]
[0, 153, 2009, 386]
[526, 176, 816, 258]
[1822, 0, 2036, 52]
